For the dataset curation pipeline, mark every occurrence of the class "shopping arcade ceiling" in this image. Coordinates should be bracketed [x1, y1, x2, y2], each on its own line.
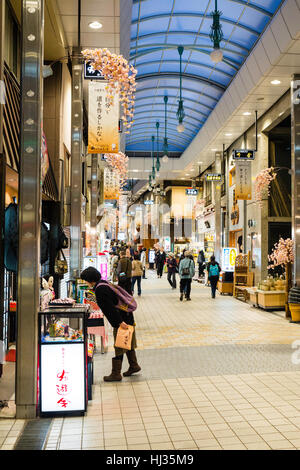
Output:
[125, 0, 284, 156]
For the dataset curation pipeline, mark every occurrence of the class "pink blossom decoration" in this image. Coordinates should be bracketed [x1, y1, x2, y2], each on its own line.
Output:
[268, 238, 294, 269]
[81, 48, 137, 129]
[105, 152, 129, 190]
[254, 167, 277, 206]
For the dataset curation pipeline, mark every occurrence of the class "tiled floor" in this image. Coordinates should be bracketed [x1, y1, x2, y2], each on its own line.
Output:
[2, 271, 300, 450]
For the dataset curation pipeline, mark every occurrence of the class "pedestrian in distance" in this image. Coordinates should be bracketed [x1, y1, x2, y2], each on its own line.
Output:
[197, 250, 205, 278]
[207, 255, 221, 298]
[167, 253, 177, 289]
[140, 247, 147, 279]
[80, 267, 141, 382]
[131, 253, 143, 296]
[179, 251, 195, 301]
[117, 250, 132, 295]
[156, 248, 166, 278]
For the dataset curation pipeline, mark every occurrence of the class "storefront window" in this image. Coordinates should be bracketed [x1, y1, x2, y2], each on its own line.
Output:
[4, 2, 20, 80]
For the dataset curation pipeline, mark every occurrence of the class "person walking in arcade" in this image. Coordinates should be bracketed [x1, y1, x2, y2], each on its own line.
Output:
[207, 255, 221, 299]
[80, 267, 141, 382]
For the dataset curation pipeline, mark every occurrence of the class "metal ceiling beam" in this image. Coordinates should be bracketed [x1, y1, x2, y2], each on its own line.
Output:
[130, 45, 240, 70]
[132, 0, 273, 17]
[132, 12, 261, 36]
[126, 131, 191, 144]
[126, 139, 184, 150]
[131, 114, 200, 130]
[131, 31, 250, 54]
[137, 72, 225, 92]
[135, 91, 214, 112]
[135, 58, 233, 78]
[133, 99, 209, 120]
[135, 86, 219, 105]
[132, 109, 204, 126]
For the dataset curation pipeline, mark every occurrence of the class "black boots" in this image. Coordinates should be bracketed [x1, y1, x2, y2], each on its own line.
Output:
[123, 350, 141, 377]
[103, 357, 123, 382]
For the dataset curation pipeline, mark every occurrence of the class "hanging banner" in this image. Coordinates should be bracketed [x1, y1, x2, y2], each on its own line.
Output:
[88, 81, 119, 154]
[235, 161, 252, 200]
[104, 168, 120, 200]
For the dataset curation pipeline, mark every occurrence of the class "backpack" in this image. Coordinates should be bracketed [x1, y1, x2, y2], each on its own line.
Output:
[96, 281, 137, 313]
[209, 264, 219, 277]
[182, 259, 192, 276]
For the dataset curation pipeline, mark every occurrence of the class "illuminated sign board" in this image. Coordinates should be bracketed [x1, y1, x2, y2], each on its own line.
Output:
[232, 149, 255, 161]
[40, 343, 85, 413]
[222, 247, 237, 272]
[144, 200, 154, 205]
[185, 188, 198, 196]
[205, 173, 222, 182]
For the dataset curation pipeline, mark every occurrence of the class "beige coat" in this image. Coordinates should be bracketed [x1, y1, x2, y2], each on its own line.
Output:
[132, 260, 143, 277]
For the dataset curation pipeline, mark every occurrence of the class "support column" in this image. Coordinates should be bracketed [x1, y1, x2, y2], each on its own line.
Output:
[224, 145, 229, 248]
[90, 154, 98, 256]
[215, 152, 222, 262]
[0, 0, 5, 377]
[16, 0, 44, 419]
[291, 74, 300, 286]
[70, 58, 83, 279]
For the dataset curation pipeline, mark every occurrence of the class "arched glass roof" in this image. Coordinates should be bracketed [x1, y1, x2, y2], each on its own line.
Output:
[125, 0, 283, 154]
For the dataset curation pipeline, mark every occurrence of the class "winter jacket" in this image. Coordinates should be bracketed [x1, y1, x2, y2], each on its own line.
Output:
[179, 257, 195, 279]
[94, 281, 134, 328]
[117, 257, 132, 279]
[156, 251, 166, 267]
[167, 258, 177, 274]
[132, 260, 143, 277]
[140, 251, 146, 268]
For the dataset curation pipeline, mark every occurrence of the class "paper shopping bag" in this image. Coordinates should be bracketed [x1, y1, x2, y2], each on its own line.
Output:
[114, 325, 134, 350]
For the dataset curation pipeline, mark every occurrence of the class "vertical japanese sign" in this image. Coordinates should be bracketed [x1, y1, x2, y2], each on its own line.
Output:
[88, 81, 119, 154]
[104, 167, 120, 200]
[40, 343, 85, 413]
[235, 162, 252, 200]
[222, 247, 237, 272]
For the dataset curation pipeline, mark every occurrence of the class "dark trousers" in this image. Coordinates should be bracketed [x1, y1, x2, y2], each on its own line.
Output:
[131, 276, 142, 295]
[210, 276, 219, 298]
[167, 271, 176, 288]
[142, 268, 146, 279]
[198, 264, 205, 277]
[157, 264, 164, 277]
[180, 278, 191, 298]
[118, 277, 132, 295]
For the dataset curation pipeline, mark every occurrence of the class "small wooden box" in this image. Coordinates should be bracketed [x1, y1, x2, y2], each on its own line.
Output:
[218, 281, 233, 295]
[257, 290, 285, 310]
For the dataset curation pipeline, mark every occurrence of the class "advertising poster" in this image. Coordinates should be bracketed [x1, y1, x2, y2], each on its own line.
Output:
[222, 247, 237, 272]
[88, 81, 119, 154]
[235, 162, 252, 200]
[41, 129, 50, 184]
[104, 168, 120, 200]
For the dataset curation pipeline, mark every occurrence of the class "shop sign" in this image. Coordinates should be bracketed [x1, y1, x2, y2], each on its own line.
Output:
[40, 343, 85, 413]
[235, 162, 252, 200]
[222, 247, 237, 272]
[232, 149, 255, 161]
[205, 173, 222, 182]
[84, 61, 104, 79]
[144, 200, 154, 205]
[88, 81, 119, 154]
[164, 237, 171, 252]
[186, 188, 198, 196]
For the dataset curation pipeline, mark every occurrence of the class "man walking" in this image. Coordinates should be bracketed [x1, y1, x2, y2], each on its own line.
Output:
[179, 251, 195, 301]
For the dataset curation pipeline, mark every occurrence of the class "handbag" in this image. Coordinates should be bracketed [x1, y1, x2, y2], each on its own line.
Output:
[54, 250, 68, 275]
[115, 325, 134, 350]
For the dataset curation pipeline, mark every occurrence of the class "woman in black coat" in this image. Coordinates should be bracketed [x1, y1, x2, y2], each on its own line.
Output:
[80, 267, 141, 382]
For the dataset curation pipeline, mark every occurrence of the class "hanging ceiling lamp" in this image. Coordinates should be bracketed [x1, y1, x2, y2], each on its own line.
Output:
[177, 46, 185, 133]
[162, 95, 169, 163]
[210, 0, 223, 64]
[156, 121, 161, 178]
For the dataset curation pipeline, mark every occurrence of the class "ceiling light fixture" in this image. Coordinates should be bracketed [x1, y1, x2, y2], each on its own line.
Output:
[271, 80, 281, 85]
[162, 95, 169, 163]
[156, 121, 161, 176]
[243, 112, 251, 116]
[177, 46, 185, 133]
[209, 0, 223, 64]
[89, 21, 103, 30]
